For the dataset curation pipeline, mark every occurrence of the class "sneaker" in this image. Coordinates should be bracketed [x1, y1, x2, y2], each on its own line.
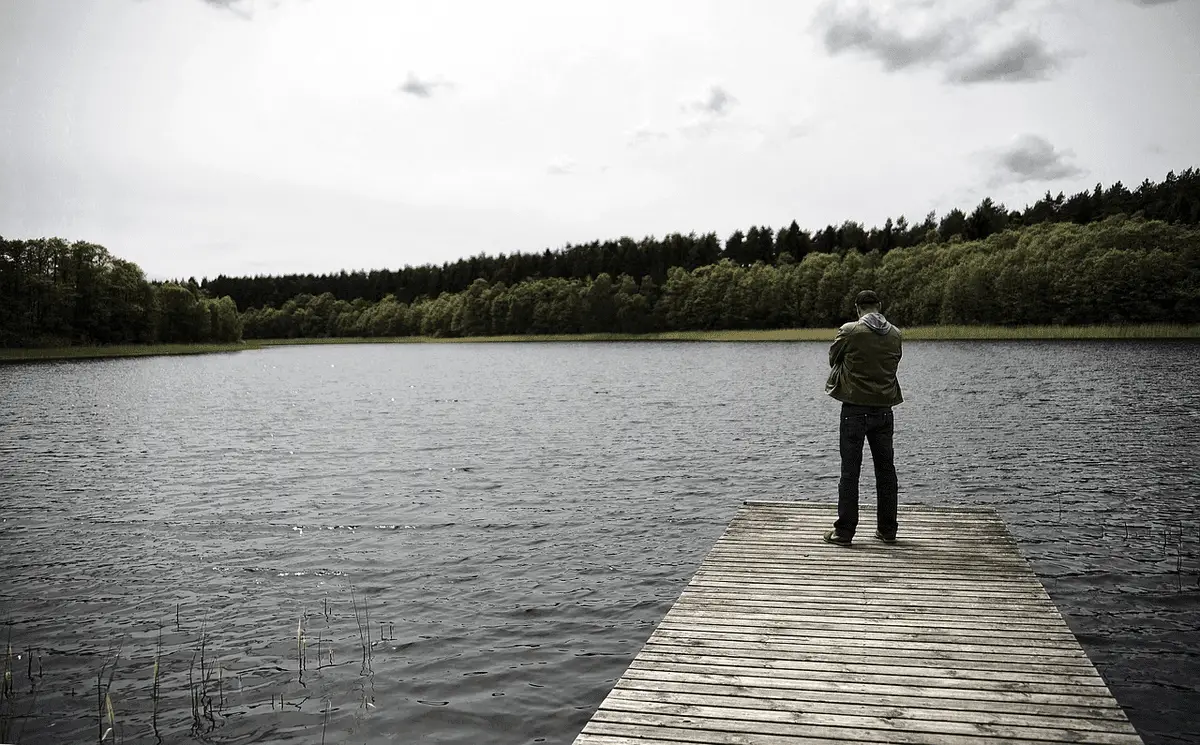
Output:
[823, 529, 852, 546]
[874, 530, 897, 544]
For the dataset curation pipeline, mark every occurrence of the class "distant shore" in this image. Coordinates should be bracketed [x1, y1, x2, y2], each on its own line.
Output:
[258, 324, 1200, 344]
[2, 324, 1197, 362]
[0, 342, 261, 363]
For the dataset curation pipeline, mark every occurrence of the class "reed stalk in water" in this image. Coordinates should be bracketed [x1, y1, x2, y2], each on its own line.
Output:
[151, 625, 162, 741]
[0, 625, 12, 745]
[321, 698, 331, 744]
[188, 615, 215, 736]
[296, 615, 307, 684]
[349, 583, 372, 675]
[96, 642, 122, 744]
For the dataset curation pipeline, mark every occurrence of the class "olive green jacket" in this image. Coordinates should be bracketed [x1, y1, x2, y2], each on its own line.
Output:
[825, 312, 904, 407]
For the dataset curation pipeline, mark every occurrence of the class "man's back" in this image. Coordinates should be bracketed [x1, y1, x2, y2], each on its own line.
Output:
[826, 312, 903, 408]
[823, 291, 903, 547]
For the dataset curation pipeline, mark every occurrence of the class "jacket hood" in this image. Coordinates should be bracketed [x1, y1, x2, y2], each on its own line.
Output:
[861, 312, 892, 335]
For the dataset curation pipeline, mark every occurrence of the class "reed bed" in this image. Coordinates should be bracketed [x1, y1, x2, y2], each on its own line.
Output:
[0, 583, 390, 744]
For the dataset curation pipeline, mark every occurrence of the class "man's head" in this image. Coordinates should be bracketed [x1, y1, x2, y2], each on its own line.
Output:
[855, 290, 881, 314]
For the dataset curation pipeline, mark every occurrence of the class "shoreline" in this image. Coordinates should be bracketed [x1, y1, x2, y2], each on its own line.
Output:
[2, 324, 1197, 362]
[0, 342, 263, 363]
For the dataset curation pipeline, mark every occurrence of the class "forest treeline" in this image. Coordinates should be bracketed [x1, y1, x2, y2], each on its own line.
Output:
[2, 169, 1198, 347]
[206, 168, 1200, 310]
[238, 216, 1199, 339]
[0, 239, 242, 347]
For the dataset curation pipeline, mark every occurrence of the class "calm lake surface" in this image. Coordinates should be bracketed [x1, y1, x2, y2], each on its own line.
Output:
[1, 341, 1198, 745]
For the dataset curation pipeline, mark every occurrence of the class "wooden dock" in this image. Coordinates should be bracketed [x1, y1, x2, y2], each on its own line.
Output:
[573, 501, 1143, 744]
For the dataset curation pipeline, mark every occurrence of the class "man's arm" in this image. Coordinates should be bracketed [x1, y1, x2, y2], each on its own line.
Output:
[829, 325, 850, 368]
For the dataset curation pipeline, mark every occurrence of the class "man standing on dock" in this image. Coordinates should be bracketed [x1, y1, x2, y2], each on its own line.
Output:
[823, 290, 903, 546]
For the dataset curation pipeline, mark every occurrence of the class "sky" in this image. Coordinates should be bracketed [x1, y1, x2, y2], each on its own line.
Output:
[2, 0, 1198, 281]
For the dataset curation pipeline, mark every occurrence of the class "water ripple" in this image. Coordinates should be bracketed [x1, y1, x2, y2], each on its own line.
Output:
[0, 340, 1197, 744]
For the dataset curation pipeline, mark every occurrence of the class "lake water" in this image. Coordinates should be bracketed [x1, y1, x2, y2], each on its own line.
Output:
[1, 341, 1198, 745]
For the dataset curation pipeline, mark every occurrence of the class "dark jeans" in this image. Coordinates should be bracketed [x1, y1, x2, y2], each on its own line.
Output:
[835, 403, 898, 538]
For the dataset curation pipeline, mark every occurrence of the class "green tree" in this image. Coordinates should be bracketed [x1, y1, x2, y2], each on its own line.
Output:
[581, 273, 617, 332]
[938, 209, 968, 242]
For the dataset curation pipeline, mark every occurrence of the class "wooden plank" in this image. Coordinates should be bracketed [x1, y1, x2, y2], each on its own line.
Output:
[671, 597, 1071, 621]
[603, 693, 1142, 734]
[630, 652, 1109, 687]
[587, 706, 1145, 744]
[639, 642, 1098, 672]
[644, 632, 1098, 665]
[692, 554, 1034, 568]
[619, 669, 1126, 708]
[657, 615, 1079, 641]
[571, 502, 1143, 744]
[684, 577, 1046, 593]
[687, 568, 1038, 583]
[687, 576, 1050, 596]
[676, 589, 1063, 613]
[612, 679, 1133, 721]
[627, 660, 1113, 695]
[692, 568, 1040, 585]
[652, 621, 1089, 650]
[680, 582, 1055, 603]
[687, 556, 1037, 572]
[666, 608, 1070, 630]
[659, 608, 1075, 634]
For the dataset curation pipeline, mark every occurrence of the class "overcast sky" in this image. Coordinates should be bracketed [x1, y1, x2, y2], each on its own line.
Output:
[2, 0, 1198, 280]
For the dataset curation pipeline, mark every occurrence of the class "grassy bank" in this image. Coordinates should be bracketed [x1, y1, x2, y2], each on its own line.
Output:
[899, 323, 1200, 340]
[257, 330, 835, 344]
[259, 323, 1200, 345]
[0, 342, 262, 363]
[2, 324, 1195, 362]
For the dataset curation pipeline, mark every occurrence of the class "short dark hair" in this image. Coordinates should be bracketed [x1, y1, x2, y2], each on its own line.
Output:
[855, 290, 880, 307]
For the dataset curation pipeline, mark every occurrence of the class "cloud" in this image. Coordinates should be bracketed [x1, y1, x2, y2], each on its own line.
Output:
[678, 85, 740, 137]
[626, 83, 792, 148]
[814, 0, 1069, 84]
[546, 158, 576, 176]
[784, 122, 815, 140]
[1125, 0, 1178, 5]
[951, 33, 1064, 83]
[995, 134, 1084, 182]
[819, 6, 955, 72]
[628, 86, 740, 145]
[627, 125, 670, 147]
[397, 73, 450, 98]
[690, 86, 736, 117]
[197, 0, 253, 19]
[628, 122, 667, 143]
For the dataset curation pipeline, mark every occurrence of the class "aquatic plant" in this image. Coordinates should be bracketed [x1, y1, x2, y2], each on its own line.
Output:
[349, 582, 372, 676]
[151, 626, 162, 740]
[95, 642, 122, 745]
[296, 614, 308, 684]
[0, 627, 13, 744]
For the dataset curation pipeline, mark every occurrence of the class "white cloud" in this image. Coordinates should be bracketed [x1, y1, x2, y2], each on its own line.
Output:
[397, 72, 451, 98]
[546, 158, 576, 176]
[627, 125, 670, 147]
[951, 33, 1067, 83]
[993, 134, 1085, 183]
[687, 85, 736, 117]
[815, 0, 1070, 84]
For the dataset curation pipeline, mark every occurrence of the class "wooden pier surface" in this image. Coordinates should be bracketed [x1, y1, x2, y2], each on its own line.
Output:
[573, 501, 1142, 744]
